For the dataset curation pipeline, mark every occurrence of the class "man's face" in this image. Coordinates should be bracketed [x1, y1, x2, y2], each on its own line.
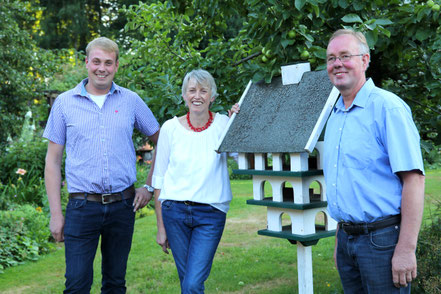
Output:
[85, 47, 119, 95]
[326, 34, 369, 95]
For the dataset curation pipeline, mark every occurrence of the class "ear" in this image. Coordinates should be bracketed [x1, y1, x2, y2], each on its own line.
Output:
[362, 54, 370, 71]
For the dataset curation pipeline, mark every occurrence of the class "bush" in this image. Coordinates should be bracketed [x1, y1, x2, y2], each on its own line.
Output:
[0, 205, 54, 273]
[228, 157, 251, 180]
[412, 204, 441, 294]
[0, 112, 49, 185]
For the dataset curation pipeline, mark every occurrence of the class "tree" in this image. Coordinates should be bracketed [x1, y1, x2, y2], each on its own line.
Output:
[0, 0, 57, 151]
[119, 0, 440, 157]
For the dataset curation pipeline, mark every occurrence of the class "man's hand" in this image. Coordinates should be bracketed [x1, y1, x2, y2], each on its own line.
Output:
[50, 213, 65, 242]
[392, 245, 417, 288]
[133, 187, 153, 212]
[157, 226, 170, 254]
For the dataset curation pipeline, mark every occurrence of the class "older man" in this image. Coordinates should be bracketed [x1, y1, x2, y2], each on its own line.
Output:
[323, 29, 425, 293]
[44, 37, 159, 293]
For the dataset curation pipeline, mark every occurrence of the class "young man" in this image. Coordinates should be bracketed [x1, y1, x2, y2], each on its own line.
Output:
[44, 37, 159, 293]
[324, 29, 425, 293]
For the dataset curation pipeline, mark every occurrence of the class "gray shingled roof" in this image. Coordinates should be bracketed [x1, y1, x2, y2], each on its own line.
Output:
[217, 70, 335, 153]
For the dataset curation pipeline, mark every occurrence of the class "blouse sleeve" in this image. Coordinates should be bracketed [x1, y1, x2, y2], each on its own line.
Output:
[152, 120, 172, 189]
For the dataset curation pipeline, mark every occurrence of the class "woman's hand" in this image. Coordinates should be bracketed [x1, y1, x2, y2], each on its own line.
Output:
[228, 103, 240, 117]
[157, 226, 170, 254]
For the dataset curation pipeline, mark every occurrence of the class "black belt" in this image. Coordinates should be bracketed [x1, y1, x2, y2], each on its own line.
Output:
[69, 185, 135, 204]
[339, 214, 401, 235]
[170, 200, 210, 206]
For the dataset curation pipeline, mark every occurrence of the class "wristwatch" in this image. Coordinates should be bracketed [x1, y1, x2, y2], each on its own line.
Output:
[143, 184, 155, 193]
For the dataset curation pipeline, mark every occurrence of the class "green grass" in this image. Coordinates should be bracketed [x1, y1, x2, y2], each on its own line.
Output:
[0, 170, 439, 294]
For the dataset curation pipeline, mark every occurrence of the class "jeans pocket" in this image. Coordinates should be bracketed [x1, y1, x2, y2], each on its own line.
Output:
[161, 200, 174, 210]
[67, 198, 87, 209]
[370, 225, 400, 250]
[123, 196, 134, 209]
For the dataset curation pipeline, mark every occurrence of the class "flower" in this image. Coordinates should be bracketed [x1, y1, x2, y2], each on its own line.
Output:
[36, 207, 42, 213]
[16, 168, 27, 175]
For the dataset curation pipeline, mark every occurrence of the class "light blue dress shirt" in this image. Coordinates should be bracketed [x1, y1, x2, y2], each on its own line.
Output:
[324, 78, 424, 223]
[43, 79, 159, 194]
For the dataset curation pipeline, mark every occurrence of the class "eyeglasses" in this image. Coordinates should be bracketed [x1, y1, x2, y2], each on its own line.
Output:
[327, 54, 364, 64]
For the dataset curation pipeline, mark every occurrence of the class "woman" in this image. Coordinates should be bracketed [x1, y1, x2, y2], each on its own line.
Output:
[152, 69, 239, 293]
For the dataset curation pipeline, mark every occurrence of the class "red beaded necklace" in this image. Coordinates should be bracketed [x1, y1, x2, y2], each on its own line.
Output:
[186, 111, 213, 132]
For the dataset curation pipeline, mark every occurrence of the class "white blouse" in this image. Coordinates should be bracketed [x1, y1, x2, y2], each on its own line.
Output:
[152, 113, 232, 213]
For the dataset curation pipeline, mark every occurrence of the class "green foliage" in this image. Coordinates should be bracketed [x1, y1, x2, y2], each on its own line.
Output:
[46, 52, 87, 92]
[413, 204, 441, 294]
[0, 204, 53, 273]
[228, 158, 251, 180]
[0, 0, 58, 152]
[120, 0, 440, 152]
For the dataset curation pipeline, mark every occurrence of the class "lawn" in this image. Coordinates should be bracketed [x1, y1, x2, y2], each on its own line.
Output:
[0, 170, 439, 294]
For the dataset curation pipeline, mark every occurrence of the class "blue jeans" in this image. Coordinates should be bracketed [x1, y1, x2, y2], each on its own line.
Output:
[162, 200, 226, 294]
[63, 196, 135, 294]
[336, 224, 410, 294]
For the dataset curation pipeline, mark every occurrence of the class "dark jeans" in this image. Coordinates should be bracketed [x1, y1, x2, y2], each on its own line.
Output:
[162, 200, 226, 294]
[63, 196, 135, 294]
[337, 224, 411, 294]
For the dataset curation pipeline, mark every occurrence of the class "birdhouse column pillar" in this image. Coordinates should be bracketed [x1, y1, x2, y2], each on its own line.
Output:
[297, 243, 313, 294]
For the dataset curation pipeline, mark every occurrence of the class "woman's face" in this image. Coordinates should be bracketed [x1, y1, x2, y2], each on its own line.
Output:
[183, 78, 214, 114]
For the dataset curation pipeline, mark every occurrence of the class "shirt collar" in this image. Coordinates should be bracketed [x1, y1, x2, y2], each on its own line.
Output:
[334, 78, 375, 112]
[73, 78, 120, 97]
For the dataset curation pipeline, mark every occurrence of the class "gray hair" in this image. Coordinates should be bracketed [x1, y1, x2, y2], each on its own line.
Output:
[182, 69, 218, 99]
[86, 37, 119, 61]
[329, 29, 370, 65]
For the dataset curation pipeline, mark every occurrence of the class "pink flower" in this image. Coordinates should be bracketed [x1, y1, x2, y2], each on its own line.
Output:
[16, 168, 27, 175]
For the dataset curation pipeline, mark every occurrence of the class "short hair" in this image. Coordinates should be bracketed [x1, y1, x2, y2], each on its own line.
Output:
[329, 29, 370, 57]
[85, 37, 119, 61]
[182, 69, 218, 99]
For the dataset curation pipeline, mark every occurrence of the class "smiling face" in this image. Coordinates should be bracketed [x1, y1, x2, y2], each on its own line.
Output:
[327, 34, 369, 100]
[183, 78, 214, 114]
[85, 47, 119, 95]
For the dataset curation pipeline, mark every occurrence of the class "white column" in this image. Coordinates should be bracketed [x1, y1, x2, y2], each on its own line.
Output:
[290, 152, 309, 172]
[255, 153, 265, 170]
[238, 153, 249, 169]
[272, 153, 283, 171]
[297, 244, 313, 294]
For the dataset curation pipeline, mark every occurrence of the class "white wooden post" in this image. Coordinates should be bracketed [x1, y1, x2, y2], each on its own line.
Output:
[297, 244, 313, 294]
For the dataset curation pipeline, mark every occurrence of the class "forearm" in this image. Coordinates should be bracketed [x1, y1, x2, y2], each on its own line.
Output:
[146, 149, 157, 186]
[45, 162, 63, 217]
[396, 172, 425, 251]
[154, 189, 165, 230]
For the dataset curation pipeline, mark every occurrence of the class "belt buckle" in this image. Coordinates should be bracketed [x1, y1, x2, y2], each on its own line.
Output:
[101, 194, 112, 204]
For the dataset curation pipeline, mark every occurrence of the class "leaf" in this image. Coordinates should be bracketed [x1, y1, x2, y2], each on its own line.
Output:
[281, 39, 295, 48]
[341, 14, 363, 23]
[295, 0, 307, 10]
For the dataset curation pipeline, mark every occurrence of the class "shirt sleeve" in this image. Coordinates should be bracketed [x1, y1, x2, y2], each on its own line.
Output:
[152, 120, 172, 189]
[134, 95, 160, 136]
[42, 97, 66, 145]
[384, 106, 425, 175]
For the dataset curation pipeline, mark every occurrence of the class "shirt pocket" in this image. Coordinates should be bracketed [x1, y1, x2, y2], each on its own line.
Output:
[341, 124, 374, 170]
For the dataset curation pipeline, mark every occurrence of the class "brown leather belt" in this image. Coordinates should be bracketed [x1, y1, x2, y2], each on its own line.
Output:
[339, 214, 401, 235]
[69, 185, 135, 204]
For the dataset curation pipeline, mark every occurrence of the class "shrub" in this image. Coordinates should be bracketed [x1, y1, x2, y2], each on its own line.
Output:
[412, 204, 441, 294]
[228, 157, 252, 180]
[0, 205, 54, 273]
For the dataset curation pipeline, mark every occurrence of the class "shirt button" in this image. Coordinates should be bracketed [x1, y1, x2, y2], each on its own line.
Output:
[332, 183, 336, 186]
[334, 164, 337, 168]
[339, 128, 342, 131]
[336, 146, 339, 149]
[333, 202, 337, 206]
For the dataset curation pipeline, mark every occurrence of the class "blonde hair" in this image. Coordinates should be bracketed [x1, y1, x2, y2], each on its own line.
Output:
[85, 37, 119, 61]
[329, 29, 370, 56]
